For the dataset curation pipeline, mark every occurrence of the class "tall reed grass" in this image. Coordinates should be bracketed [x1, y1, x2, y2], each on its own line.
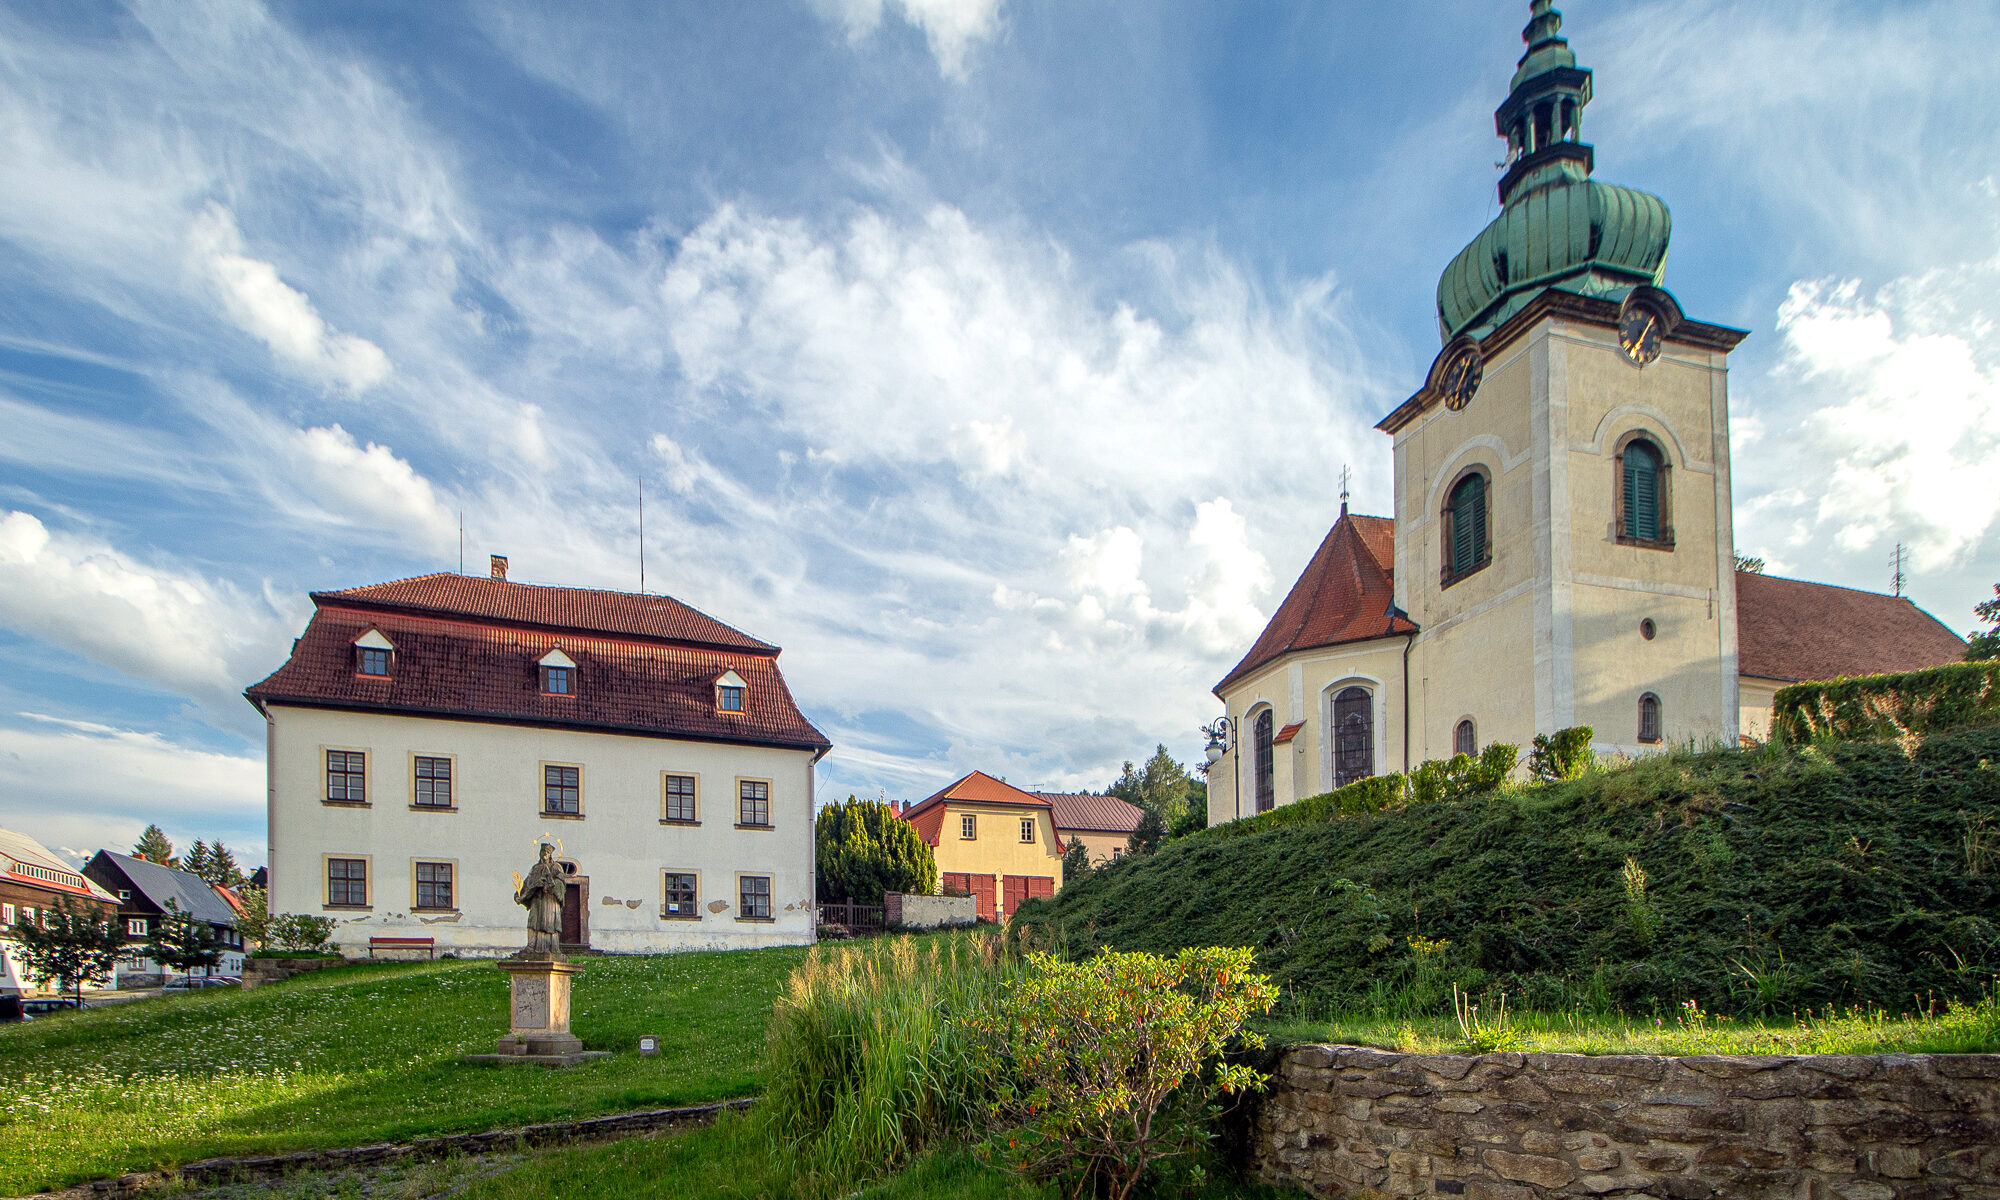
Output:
[761, 930, 1019, 1190]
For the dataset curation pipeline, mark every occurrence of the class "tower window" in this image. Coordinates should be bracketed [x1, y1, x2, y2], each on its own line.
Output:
[1253, 710, 1275, 813]
[1454, 719, 1477, 757]
[1618, 438, 1671, 546]
[1638, 693, 1663, 744]
[1442, 470, 1491, 585]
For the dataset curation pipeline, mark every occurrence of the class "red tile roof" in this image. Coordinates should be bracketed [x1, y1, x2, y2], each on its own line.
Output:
[1273, 721, 1305, 745]
[900, 771, 1049, 844]
[247, 579, 828, 755]
[1735, 570, 1965, 683]
[314, 573, 776, 653]
[1215, 511, 1416, 694]
[1035, 792, 1144, 835]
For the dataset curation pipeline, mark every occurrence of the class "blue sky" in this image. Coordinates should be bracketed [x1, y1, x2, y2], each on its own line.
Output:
[1, 0, 1995, 867]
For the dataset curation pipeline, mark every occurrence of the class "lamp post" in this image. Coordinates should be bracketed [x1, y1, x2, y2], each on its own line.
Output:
[1200, 716, 1239, 822]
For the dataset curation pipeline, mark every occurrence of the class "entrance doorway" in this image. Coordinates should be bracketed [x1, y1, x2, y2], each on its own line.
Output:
[558, 861, 589, 950]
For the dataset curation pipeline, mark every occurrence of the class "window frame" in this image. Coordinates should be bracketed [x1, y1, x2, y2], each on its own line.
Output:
[717, 684, 745, 713]
[661, 772, 700, 825]
[1440, 466, 1493, 588]
[1019, 816, 1035, 844]
[126, 916, 147, 937]
[661, 870, 700, 920]
[410, 753, 456, 810]
[412, 859, 457, 912]
[322, 854, 371, 910]
[323, 747, 369, 806]
[1454, 718, 1477, 758]
[1638, 692, 1664, 744]
[960, 813, 978, 840]
[355, 645, 391, 677]
[1332, 686, 1375, 788]
[735, 778, 772, 829]
[541, 761, 584, 818]
[1612, 432, 1675, 550]
[735, 873, 774, 922]
[1252, 707, 1275, 813]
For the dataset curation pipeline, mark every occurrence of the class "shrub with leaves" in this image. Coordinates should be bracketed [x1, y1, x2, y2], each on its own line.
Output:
[1771, 662, 2000, 749]
[8, 898, 124, 1003]
[1528, 726, 1596, 781]
[142, 900, 222, 978]
[961, 946, 1276, 1200]
[267, 912, 338, 954]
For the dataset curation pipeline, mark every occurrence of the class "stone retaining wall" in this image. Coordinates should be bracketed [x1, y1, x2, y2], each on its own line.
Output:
[883, 892, 978, 929]
[1251, 1045, 1999, 1199]
[240, 956, 355, 989]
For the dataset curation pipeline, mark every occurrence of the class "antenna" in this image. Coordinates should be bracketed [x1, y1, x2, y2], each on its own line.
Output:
[638, 481, 646, 594]
[1890, 543, 1907, 598]
[1338, 465, 1351, 515]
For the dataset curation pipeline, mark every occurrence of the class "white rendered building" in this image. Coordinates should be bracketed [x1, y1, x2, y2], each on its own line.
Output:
[247, 561, 830, 956]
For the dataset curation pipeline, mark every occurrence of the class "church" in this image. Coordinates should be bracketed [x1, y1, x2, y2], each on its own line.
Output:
[1206, 2, 1964, 822]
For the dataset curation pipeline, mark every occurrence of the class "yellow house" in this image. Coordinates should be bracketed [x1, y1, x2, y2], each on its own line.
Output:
[1207, 4, 1964, 822]
[901, 771, 1067, 920]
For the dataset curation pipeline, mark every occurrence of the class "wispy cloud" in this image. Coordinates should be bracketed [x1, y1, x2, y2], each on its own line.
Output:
[810, 0, 1005, 79]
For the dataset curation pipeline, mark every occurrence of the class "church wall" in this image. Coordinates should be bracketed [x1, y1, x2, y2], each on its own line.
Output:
[1739, 676, 1782, 742]
[1410, 589, 1541, 761]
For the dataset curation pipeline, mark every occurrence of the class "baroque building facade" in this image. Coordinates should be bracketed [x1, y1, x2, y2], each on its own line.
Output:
[1208, 3, 1964, 821]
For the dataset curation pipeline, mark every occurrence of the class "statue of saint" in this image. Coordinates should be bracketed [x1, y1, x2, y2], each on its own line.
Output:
[514, 843, 569, 957]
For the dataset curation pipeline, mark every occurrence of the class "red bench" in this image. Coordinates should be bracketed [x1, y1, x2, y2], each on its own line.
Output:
[367, 936, 436, 959]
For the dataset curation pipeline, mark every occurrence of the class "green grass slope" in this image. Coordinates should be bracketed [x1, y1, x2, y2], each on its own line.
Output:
[1014, 730, 2000, 1014]
[0, 947, 804, 1194]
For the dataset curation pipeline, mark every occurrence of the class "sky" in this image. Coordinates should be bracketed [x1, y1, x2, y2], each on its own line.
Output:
[1, 0, 1996, 868]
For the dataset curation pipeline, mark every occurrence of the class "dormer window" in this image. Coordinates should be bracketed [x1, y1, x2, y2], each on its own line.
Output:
[539, 649, 578, 696]
[715, 669, 747, 714]
[353, 629, 395, 677]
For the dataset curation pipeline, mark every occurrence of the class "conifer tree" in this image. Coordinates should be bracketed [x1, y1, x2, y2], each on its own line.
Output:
[181, 840, 213, 882]
[815, 796, 938, 903]
[132, 824, 176, 866]
[1061, 836, 1091, 882]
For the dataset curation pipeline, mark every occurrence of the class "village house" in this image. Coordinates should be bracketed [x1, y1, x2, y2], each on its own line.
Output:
[1206, 5, 1966, 821]
[81, 851, 246, 985]
[1, 827, 120, 995]
[900, 772, 1143, 920]
[245, 559, 831, 956]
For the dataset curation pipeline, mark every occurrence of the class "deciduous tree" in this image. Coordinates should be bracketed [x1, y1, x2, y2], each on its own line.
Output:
[1967, 584, 2000, 662]
[1107, 744, 1202, 833]
[7, 899, 125, 1004]
[142, 900, 221, 979]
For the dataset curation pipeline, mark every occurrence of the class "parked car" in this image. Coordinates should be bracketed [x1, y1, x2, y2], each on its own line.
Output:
[21, 997, 81, 1015]
[164, 975, 240, 990]
[0, 995, 27, 1022]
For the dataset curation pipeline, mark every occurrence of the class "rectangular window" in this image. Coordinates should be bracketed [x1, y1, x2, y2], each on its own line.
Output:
[414, 756, 453, 807]
[541, 665, 573, 695]
[2, 903, 13, 926]
[717, 684, 744, 712]
[415, 861, 454, 909]
[327, 858, 368, 907]
[960, 814, 977, 840]
[127, 917, 147, 937]
[739, 875, 772, 920]
[663, 774, 697, 823]
[326, 750, 367, 803]
[662, 872, 698, 918]
[119, 889, 131, 902]
[738, 780, 770, 827]
[544, 765, 581, 814]
[357, 646, 390, 676]
[1019, 817, 1035, 843]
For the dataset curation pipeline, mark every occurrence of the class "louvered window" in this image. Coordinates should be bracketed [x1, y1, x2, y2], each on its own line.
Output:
[1253, 710, 1275, 813]
[1621, 440, 1665, 543]
[1443, 472, 1489, 582]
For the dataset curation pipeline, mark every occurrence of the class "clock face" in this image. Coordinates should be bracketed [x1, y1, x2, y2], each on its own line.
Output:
[1619, 306, 1663, 366]
[1440, 346, 1482, 411]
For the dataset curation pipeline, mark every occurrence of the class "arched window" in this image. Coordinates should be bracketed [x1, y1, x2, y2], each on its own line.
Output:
[1442, 471, 1490, 584]
[1252, 710, 1275, 813]
[1334, 687, 1373, 787]
[1454, 719, 1476, 757]
[1619, 438, 1668, 544]
[1638, 693, 1662, 744]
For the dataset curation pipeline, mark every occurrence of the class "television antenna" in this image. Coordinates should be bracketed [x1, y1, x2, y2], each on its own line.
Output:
[1890, 543, 1907, 598]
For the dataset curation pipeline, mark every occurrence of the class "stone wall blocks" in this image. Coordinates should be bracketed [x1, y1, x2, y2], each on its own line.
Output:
[1378, 1109, 1434, 1129]
[1437, 1097, 1487, 1114]
[1520, 1130, 1563, 1155]
[1544, 1074, 1624, 1097]
[1828, 1183, 1895, 1200]
[1484, 1149, 1576, 1188]
[1465, 1179, 1539, 1200]
[1497, 1077, 1554, 1103]
[1632, 1151, 1690, 1173]
[1292, 1045, 1338, 1069]
[1695, 1145, 1790, 1171]
[1925, 1145, 2000, 1178]
[1680, 1055, 1797, 1079]
[1411, 1054, 1480, 1080]
[1638, 1092, 1718, 1108]
[1575, 1147, 1622, 1172]
[1577, 1171, 1657, 1194]
[1803, 1057, 1882, 1081]
[1346, 1080, 1434, 1100]
[1933, 1056, 2000, 1079]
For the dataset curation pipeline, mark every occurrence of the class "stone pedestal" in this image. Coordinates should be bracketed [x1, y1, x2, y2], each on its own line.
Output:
[463, 955, 608, 1067]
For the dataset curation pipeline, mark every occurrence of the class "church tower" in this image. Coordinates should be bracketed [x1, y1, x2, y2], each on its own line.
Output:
[1377, 1, 1748, 757]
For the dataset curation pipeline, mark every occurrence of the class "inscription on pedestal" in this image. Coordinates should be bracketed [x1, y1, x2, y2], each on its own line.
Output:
[511, 976, 550, 1031]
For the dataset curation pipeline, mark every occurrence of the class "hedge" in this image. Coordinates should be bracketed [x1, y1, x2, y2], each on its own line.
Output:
[1769, 661, 2000, 748]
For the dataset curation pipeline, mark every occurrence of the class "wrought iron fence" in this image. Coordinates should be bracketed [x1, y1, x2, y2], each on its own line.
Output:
[815, 902, 887, 935]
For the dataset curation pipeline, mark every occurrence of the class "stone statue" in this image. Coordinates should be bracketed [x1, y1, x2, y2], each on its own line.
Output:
[514, 843, 568, 958]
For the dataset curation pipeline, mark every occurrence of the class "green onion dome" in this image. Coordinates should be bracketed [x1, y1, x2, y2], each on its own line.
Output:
[1435, 1, 1671, 342]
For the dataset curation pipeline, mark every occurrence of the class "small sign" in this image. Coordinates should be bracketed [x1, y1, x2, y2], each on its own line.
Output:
[638, 1035, 659, 1056]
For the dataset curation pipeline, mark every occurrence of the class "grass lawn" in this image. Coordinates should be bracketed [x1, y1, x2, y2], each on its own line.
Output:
[0, 947, 805, 1195]
[1257, 987, 2000, 1057]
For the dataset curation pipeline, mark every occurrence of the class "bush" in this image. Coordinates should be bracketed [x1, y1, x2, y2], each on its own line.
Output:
[1770, 661, 2000, 749]
[1528, 726, 1595, 781]
[1213, 741, 1519, 835]
[817, 797, 939, 903]
[960, 947, 1276, 1199]
[267, 913, 337, 954]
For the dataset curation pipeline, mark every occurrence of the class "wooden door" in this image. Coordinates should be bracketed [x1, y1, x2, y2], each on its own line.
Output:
[561, 882, 584, 946]
[1002, 875, 1027, 917]
[969, 875, 996, 922]
[1026, 876, 1054, 902]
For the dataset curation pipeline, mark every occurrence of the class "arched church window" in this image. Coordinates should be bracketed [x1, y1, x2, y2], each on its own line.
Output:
[1454, 719, 1476, 757]
[1619, 438, 1670, 545]
[1442, 471, 1490, 585]
[1638, 693, 1662, 744]
[1252, 710, 1275, 813]
[1334, 687, 1373, 788]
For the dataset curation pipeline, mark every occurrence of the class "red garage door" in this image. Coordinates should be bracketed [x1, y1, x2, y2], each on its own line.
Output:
[943, 873, 997, 922]
[1001, 875, 1054, 918]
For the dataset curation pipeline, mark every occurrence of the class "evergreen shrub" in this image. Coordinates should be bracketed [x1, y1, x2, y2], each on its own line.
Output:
[1770, 661, 2000, 748]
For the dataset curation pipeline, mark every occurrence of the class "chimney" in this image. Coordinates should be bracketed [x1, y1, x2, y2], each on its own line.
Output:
[490, 555, 509, 581]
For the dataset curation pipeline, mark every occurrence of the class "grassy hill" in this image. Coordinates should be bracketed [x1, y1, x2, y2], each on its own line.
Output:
[1013, 728, 2000, 1015]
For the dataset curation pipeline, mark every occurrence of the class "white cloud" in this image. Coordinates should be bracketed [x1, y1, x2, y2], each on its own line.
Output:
[188, 203, 392, 392]
[1769, 271, 2000, 571]
[812, 0, 1004, 79]
[0, 511, 296, 711]
[0, 714, 264, 863]
[291, 424, 456, 553]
